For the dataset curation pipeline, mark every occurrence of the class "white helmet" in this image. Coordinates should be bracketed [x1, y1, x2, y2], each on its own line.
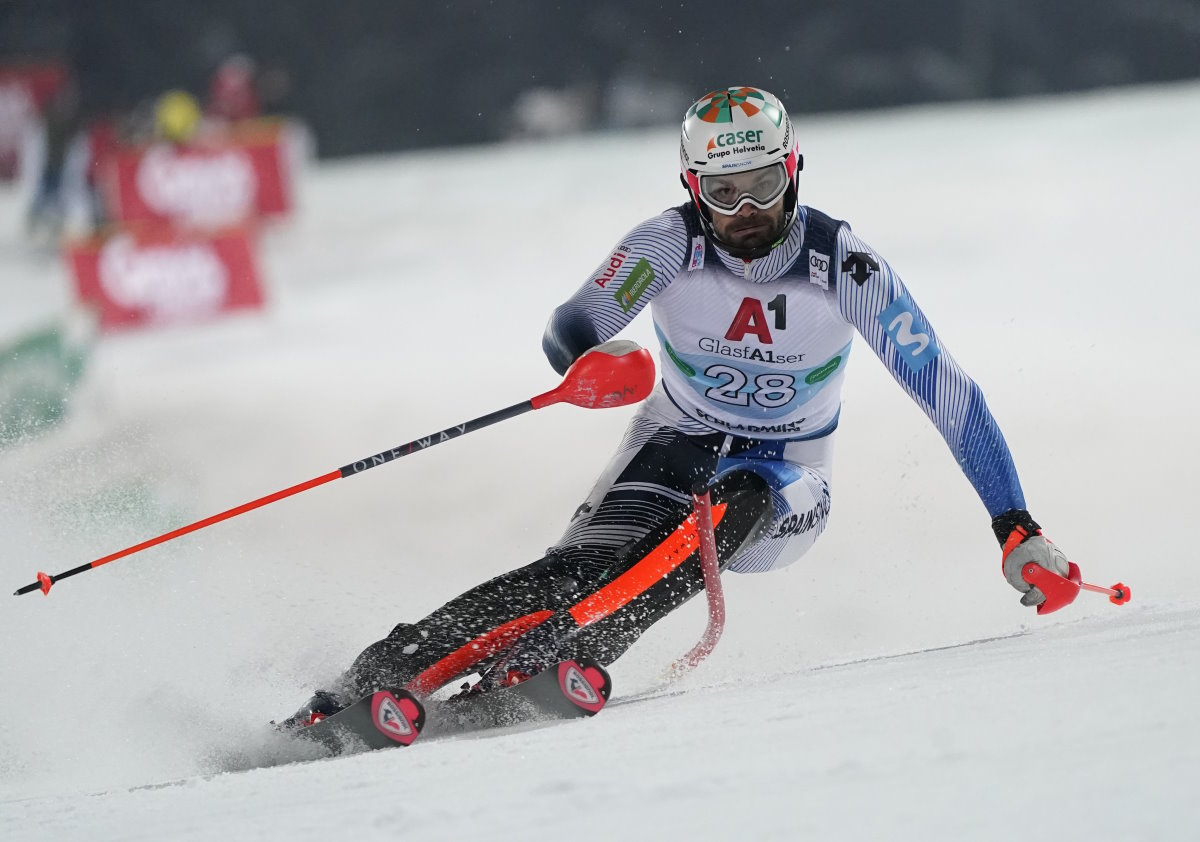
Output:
[679, 86, 803, 258]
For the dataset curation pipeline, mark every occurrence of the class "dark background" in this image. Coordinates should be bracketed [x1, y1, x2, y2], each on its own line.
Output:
[3, 0, 1199, 157]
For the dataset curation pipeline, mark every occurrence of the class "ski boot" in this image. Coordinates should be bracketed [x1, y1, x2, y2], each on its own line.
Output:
[275, 689, 351, 731]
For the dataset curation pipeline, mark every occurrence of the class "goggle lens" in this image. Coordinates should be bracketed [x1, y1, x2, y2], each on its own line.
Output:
[699, 163, 788, 214]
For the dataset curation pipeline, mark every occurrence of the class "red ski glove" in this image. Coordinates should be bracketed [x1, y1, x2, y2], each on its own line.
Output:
[992, 509, 1070, 607]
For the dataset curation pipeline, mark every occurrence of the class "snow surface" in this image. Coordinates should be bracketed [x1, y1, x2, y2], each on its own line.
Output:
[1, 82, 1198, 841]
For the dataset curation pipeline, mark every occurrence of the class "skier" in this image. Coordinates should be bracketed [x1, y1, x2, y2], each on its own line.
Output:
[282, 86, 1070, 726]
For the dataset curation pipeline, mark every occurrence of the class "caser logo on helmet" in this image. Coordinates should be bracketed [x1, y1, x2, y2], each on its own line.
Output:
[706, 130, 764, 151]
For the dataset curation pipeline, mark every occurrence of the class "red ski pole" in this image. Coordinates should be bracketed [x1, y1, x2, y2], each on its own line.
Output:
[14, 344, 656, 597]
[668, 484, 726, 675]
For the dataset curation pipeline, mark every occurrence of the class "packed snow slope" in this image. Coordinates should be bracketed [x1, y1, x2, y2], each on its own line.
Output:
[1, 82, 1198, 841]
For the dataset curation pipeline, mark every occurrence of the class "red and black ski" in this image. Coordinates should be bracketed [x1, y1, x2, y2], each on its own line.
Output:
[294, 687, 426, 754]
[292, 658, 610, 755]
[427, 657, 611, 737]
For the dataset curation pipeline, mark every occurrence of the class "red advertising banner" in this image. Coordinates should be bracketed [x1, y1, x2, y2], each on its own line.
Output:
[0, 62, 68, 180]
[104, 125, 293, 226]
[68, 227, 266, 330]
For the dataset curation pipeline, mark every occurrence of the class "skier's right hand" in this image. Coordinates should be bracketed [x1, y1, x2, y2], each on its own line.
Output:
[992, 509, 1070, 607]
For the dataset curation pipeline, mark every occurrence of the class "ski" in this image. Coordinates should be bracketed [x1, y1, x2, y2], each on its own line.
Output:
[292, 688, 426, 755]
[425, 657, 611, 737]
[288, 657, 610, 755]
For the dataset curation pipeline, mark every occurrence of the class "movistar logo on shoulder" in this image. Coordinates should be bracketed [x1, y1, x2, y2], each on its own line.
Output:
[878, 297, 940, 372]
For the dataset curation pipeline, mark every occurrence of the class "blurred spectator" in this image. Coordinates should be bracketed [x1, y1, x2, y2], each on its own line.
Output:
[24, 94, 126, 242]
[24, 73, 82, 242]
[73, 115, 120, 234]
[601, 72, 690, 129]
[255, 62, 294, 115]
[206, 54, 260, 122]
[154, 89, 203, 143]
[509, 84, 596, 139]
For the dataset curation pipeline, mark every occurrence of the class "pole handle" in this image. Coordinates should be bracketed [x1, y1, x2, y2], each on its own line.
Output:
[1022, 562, 1131, 614]
[531, 344, 654, 410]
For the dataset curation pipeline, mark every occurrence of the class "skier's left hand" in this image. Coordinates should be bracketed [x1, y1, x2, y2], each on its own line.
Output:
[992, 509, 1069, 607]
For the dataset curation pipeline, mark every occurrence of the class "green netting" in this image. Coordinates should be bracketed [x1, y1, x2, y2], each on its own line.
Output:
[0, 326, 89, 447]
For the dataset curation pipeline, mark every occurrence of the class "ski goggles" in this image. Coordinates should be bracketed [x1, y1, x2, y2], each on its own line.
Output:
[698, 162, 789, 215]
